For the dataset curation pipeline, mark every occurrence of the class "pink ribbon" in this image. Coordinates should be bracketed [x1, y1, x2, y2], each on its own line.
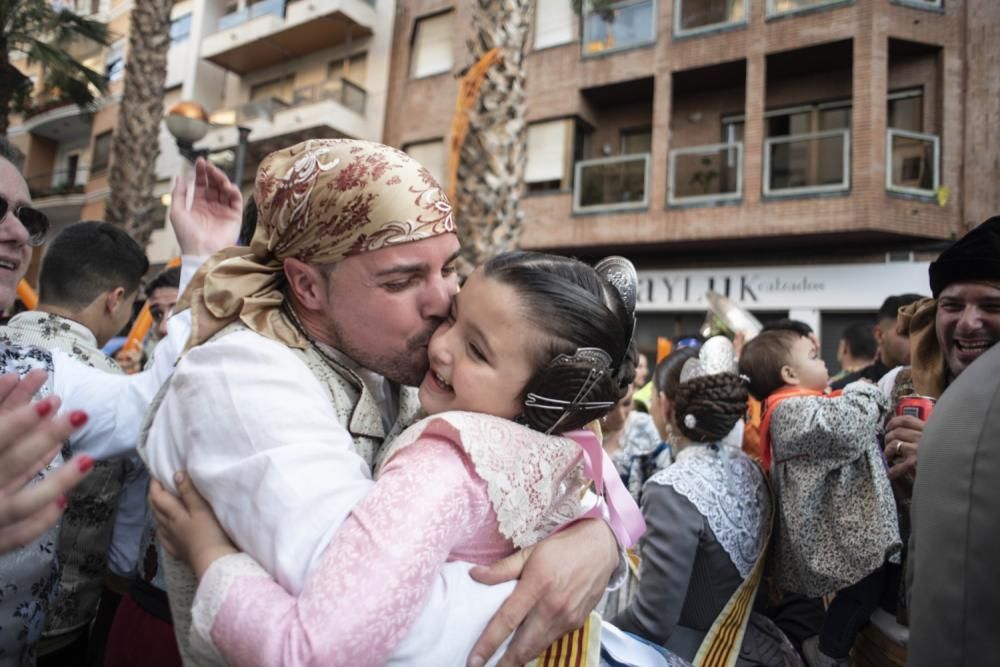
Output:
[561, 429, 647, 549]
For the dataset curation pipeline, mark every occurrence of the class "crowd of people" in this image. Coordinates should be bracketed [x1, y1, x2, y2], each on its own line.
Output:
[0, 134, 997, 667]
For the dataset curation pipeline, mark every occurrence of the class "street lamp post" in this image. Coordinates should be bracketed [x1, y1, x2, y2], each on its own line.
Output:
[164, 100, 251, 186]
[165, 100, 211, 162]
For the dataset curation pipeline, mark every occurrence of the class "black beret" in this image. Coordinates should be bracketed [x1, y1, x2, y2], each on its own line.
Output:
[929, 216, 1000, 298]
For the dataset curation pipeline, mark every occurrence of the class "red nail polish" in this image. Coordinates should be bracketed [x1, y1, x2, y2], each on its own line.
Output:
[77, 456, 94, 473]
[35, 399, 53, 417]
[69, 411, 88, 428]
[56, 495, 68, 510]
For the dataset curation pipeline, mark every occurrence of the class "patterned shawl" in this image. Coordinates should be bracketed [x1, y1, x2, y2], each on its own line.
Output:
[179, 139, 456, 350]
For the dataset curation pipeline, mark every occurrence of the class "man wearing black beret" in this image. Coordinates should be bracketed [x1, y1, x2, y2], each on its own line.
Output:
[877, 216, 1000, 666]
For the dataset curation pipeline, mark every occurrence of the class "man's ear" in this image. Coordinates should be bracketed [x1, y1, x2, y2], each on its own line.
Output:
[283, 258, 328, 311]
[780, 363, 799, 386]
[873, 323, 885, 347]
[104, 286, 126, 313]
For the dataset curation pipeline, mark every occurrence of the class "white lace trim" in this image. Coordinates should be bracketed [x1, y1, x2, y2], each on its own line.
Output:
[646, 444, 770, 579]
[380, 412, 587, 549]
[190, 553, 270, 665]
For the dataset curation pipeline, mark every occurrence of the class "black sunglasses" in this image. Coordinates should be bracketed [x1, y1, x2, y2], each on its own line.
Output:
[0, 195, 49, 246]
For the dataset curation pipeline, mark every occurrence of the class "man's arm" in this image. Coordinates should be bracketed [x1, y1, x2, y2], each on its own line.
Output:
[467, 515, 620, 667]
[53, 158, 242, 461]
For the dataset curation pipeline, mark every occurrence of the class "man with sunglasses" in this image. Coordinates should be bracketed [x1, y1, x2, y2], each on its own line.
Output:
[0, 155, 48, 314]
[0, 141, 242, 664]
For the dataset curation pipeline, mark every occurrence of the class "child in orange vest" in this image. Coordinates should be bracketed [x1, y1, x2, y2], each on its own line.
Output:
[739, 329, 900, 666]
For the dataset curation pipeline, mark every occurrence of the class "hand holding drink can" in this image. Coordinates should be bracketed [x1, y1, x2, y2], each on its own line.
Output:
[897, 395, 935, 422]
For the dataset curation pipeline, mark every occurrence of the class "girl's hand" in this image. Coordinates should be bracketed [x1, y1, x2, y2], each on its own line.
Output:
[150, 471, 237, 579]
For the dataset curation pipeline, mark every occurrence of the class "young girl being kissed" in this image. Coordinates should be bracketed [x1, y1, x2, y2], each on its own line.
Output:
[150, 251, 673, 667]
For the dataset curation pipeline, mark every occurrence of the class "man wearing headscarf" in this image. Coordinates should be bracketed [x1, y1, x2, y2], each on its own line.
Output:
[861, 217, 1000, 664]
[141, 139, 621, 667]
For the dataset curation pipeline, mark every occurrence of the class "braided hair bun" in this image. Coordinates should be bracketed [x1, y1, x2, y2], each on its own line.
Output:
[672, 372, 748, 443]
[482, 251, 637, 434]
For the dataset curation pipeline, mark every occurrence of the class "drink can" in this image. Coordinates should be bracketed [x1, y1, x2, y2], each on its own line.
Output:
[897, 395, 935, 421]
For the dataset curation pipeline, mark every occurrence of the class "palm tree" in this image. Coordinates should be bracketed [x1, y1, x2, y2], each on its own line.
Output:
[104, 0, 172, 247]
[0, 0, 109, 136]
[453, 0, 534, 273]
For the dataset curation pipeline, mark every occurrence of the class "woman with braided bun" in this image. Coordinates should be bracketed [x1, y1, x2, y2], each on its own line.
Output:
[613, 337, 798, 667]
[147, 251, 679, 667]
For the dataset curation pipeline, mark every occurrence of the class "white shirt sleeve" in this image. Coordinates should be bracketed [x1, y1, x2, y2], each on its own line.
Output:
[142, 331, 375, 594]
[50, 256, 204, 461]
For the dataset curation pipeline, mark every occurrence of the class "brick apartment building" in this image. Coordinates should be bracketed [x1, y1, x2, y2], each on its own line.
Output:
[384, 0, 1000, 364]
[8, 0, 394, 270]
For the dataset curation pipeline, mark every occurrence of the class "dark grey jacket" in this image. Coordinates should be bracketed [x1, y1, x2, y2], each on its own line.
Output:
[908, 342, 1000, 666]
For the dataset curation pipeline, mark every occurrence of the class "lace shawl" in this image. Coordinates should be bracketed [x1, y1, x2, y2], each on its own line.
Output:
[378, 411, 587, 549]
[646, 444, 770, 579]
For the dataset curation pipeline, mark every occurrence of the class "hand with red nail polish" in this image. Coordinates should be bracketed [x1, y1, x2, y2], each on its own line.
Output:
[0, 373, 94, 554]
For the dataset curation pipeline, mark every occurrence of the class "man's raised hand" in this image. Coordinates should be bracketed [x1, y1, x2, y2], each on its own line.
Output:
[170, 157, 243, 257]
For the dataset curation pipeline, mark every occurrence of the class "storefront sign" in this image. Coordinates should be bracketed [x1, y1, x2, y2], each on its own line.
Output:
[637, 262, 930, 312]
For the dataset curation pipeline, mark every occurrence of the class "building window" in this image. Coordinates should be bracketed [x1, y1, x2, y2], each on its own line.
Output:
[170, 14, 192, 45]
[886, 89, 936, 197]
[674, 0, 746, 37]
[762, 100, 851, 196]
[329, 53, 368, 87]
[91, 131, 112, 174]
[766, 0, 844, 17]
[888, 88, 923, 132]
[620, 127, 652, 154]
[404, 139, 446, 187]
[582, 0, 655, 56]
[64, 153, 80, 186]
[105, 40, 125, 81]
[410, 12, 454, 79]
[526, 119, 574, 192]
[535, 0, 576, 49]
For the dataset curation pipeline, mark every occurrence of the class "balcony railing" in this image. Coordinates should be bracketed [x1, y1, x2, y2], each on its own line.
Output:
[764, 128, 850, 196]
[292, 78, 367, 115]
[583, 0, 655, 56]
[27, 167, 88, 199]
[766, 0, 845, 18]
[669, 142, 743, 205]
[573, 153, 650, 214]
[886, 128, 939, 198]
[673, 0, 747, 37]
[217, 0, 285, 31]
[895, 0, 941, 8]
[234, 96, 290, 124]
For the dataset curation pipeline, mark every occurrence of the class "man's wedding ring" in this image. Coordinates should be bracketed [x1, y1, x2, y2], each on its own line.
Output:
[894, 441, 903, 456]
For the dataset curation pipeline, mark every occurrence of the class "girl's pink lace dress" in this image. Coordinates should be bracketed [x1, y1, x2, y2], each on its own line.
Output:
[188, 411, 589, 667]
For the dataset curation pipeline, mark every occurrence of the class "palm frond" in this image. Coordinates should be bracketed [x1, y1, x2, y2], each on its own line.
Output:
[49, 8, 110, 47]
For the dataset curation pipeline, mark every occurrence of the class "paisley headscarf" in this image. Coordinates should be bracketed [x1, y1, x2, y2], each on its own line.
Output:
[178, 139, 456, 350]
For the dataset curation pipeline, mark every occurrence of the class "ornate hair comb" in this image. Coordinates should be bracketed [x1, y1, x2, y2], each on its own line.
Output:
[679, 336, 738, 383]
[594, 256, 638, 347]
[525, 347, 616, 434]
